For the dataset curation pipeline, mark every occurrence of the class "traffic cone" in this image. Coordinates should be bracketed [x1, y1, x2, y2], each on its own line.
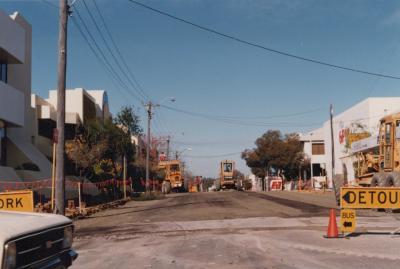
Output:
[324, 208, 339, 238]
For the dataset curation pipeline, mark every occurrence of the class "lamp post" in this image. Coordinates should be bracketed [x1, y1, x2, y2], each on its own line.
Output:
[309, 132, 314, 190]
[175, 147, 192, 160]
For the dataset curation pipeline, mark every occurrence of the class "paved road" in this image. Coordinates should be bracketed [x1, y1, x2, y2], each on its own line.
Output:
[72, 191, 400, 269]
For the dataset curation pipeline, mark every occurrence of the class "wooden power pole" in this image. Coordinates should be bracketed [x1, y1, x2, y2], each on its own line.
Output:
[55, 0, 69, 215]
[329, 104, 335, 188]
[145, 102, 152, 194]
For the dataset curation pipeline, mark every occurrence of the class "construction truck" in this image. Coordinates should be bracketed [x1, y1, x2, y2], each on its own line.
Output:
[220, 160, 236, 189]
[158, 160, 184, 193]
[333, 112, 400, 203]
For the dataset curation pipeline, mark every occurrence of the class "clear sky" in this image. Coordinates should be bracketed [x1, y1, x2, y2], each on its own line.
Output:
[2, 0, 400, 177]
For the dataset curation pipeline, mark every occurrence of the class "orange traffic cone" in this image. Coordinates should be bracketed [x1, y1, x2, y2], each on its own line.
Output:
[324, 208, 339, 238]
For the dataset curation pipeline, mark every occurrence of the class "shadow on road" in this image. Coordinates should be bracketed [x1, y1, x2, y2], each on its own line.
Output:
[85, 200, 229, 219]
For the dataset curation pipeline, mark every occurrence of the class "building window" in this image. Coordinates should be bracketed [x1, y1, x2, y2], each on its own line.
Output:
[0, 63, 7, 83]
[312, 143, 325, 155]
[0, 120, 6, 166]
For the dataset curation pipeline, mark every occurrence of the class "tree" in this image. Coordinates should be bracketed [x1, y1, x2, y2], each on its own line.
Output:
[114, 105, 143, 136]
[242, 130, 304, 180]
[233, 169, 245, 180]
[66, 119, 135, 181]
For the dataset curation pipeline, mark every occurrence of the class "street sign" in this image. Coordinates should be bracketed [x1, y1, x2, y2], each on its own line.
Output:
[53, 128, 59, 144]
[341, 187, 400, 209]
[340, 209, 356, 233]
[270, 178, 283, 191]
[0, 190, 34, 212]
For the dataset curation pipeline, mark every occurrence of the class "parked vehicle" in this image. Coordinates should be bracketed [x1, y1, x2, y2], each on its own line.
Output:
[0, 211, 78, 268]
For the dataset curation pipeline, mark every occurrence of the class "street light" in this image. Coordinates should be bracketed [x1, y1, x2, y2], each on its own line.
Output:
[175, 147, 192, 159]
[144, 97, 176, 194]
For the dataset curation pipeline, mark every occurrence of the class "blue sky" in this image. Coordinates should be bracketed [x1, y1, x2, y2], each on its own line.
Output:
[2, 0, 400, 176]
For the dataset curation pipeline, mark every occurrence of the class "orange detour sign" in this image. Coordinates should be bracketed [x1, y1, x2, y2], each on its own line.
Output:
[0, 190, 34, 212]
[340, 187, 400, 209]
[340, 209, 356, 233]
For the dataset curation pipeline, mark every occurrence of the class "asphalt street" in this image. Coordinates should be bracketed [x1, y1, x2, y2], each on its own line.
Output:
[72, 191, 400, 269]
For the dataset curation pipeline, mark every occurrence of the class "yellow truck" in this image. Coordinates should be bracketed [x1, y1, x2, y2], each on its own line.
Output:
[334, 112, 400, 203]
[158, 160, 184, 193]
[220, 160, 236, 189]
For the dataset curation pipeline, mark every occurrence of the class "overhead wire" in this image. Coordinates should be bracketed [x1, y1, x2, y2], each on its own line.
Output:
[127, 0, 400, 80]
[72, 5, 144, 102]
[70, 16, 134, 103]
[91, 0, 150, 101]
[184, 151, 242, 158]
[160, 105, 321, 127]
[82, 0, 149, 102]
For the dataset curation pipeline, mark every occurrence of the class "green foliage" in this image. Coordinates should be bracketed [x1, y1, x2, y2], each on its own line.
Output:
[66, 105, 142, 181]
[242, 130, 304, 180]
[114, 105, 143, 136]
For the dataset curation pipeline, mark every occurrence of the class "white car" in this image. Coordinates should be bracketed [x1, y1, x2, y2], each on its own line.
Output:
[0, 211, 77, 269]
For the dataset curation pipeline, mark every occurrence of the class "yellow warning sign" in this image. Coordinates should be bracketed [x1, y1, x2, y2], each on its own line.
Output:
[340, 209, 356, 233]
[341, 187, 400, 209]
[0, 190, 34, 212]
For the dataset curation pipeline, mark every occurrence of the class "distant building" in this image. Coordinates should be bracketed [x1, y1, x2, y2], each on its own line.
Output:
[300, 127, 327, 189]
[32, 88, 112, 159]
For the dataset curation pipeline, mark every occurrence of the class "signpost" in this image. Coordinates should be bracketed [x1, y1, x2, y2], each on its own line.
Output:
[340, 209, 356, 233]
[341, 187, 400, 209]
[0, 190, 34, 212]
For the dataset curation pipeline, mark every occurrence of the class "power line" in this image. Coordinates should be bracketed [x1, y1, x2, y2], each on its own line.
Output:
[82, 0, 149, 102]
[70, 16, 130, 102]
[184, 151, 242, 158]
[161, 105, 321, 127]
[91, 0, 150, 101]
[72, 5, 143, 102]
[127, 0, 400, 80]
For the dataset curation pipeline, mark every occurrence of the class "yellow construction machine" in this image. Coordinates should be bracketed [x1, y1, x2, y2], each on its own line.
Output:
[220, 160, 236, 189]
[158, 160, 185, 193]
[333, 112, 400, 203]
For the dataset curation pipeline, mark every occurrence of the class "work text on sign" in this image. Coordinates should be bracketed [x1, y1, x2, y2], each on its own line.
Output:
[0, 190, 34, 212]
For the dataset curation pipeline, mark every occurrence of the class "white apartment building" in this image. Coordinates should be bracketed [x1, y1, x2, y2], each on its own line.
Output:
[0, 10, 51, 181]
[32, 88, 112, 159]
[300, 127, 327, 188]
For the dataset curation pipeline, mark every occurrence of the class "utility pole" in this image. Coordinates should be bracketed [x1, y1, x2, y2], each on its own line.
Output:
[55, 0, 69, 215]
[145, 102, 152, 194]
[166, 135, 170, 161]
[330, 104, 335, 189]
[123, 155, 127, 199]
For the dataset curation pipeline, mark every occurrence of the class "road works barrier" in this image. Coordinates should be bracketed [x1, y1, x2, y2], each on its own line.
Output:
[0, 190, 34, 212]
[324, 208, 340, 238]
[326, 187, 400, 237]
